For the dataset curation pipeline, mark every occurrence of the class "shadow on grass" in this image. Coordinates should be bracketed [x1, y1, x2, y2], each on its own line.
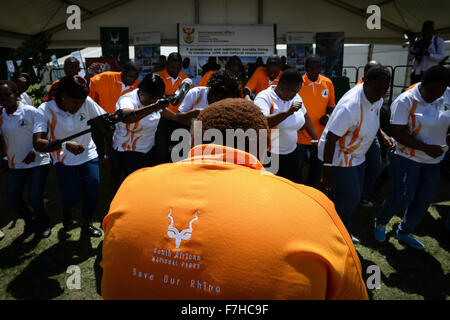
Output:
[6, 228, 97, 300]
[364, 223, 449, 300]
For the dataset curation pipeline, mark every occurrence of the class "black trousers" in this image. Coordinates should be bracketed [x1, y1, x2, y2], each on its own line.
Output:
[154, 117, 190, 165]
[265, 145, 303, 183]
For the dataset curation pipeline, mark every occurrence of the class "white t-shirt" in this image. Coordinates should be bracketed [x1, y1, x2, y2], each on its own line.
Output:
[1, 102, 50, 169]
[254, 86, 307, 155]
[318, 84, 383, 167]
[19, 92, 33, 106]
[178, 86, 209, 113]
[390, 84, 450, 164]
[113, 89, 161, 154]
[34, 97, 106, 166]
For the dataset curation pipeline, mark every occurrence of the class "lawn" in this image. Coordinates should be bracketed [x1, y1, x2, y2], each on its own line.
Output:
[0, 162, 449, 300]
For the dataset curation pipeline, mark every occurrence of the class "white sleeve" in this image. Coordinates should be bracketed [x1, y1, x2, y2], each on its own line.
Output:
[116, 96, 136, 111]
[294, 94, 307, 115]
[254, 92, 271, 116]
[327, 106, 355, 137]
[430, 36, 446, 62]
[390, 96, 411, 125]
[33, 106, 49, 134]
[178, 89, 199, 113]
[86, 97, 107, 120]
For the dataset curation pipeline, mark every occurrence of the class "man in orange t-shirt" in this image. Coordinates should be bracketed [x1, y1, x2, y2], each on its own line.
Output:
[297, 55, 335, 187]
[244, 55, 282, 100]
[154, 53, 190, 164]
[88, 62, 140, 114]
[101, 98, 369, 300]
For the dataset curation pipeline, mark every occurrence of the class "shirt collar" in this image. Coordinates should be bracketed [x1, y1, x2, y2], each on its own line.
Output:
[360, 84, 383, 108]
[303, 74, 322, 86]
[4, 102, 24, 117]
[411, 82, 444, 105]
[182, 144, 265, 171]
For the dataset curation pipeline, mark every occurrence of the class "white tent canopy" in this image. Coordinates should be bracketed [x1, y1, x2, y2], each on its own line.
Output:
[1, 0, 449, 48]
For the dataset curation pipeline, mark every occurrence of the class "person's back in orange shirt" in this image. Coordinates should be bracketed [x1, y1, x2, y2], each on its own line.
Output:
[244, 55, 283, 99]
[101, 98, 369, 300]
[89, 63, 140, 114]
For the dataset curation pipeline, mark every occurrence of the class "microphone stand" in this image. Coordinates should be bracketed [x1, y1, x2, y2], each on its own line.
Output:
[45, 96, 172, 151]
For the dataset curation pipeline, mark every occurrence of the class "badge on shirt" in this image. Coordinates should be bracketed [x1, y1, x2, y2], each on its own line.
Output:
[18, 119, 27, 127]
[321, 89, 329, 98]
[79, 113, 86, 122]
[440, 104, 450, 112]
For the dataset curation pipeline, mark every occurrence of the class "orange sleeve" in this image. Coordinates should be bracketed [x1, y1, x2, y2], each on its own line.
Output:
[328, 80, 336, 107]
[88, 77, 100, 104]
[198, 71, 213, 87]
[245, 71, 260, 94]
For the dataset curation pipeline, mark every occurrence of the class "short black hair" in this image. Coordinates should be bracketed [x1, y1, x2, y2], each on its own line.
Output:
[422, 20, 434, 31]
[167, 52, 182, 64]
[57, 75, 89, 100]
[122, 62, 139, 73]
[12, 72, 30, 83]
[138, 74, 165, 96]
[279, 68, 303, 85]
[207, 69, 241, 99]
[266, 55, 282, 67]
[0, 80, 19, 96]
[64, 57, 79, 68]
[305, 55, 321, 69]
[422, 65, 450, 86]
[364, 65, 391, 83]
[225, 56, 242, 69]
[364, 60, 381, 75]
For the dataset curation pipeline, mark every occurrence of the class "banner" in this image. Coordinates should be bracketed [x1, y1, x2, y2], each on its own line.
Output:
[133, 32, 161, 81]
[286, 33, 314, 73]
[100, 27, 129, 66]
[315, 32, 345, 77]
[178, 24, 276, 82]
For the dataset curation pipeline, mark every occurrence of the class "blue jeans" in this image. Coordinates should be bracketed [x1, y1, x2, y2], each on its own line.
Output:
[6, 164, 50, 226]
[376, 153, 441, 234]
[361, 138, 381, 200]
[298, 144, 322, 188]
[54, 158, 100, 220]
[331, 163, 366, 231]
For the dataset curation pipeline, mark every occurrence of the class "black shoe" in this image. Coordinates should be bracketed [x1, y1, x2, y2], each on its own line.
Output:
[63, 219, 75, 230]
[23, 220, 35, 237]
[40, 226, 52, 238]
[81, 224, 102, 238]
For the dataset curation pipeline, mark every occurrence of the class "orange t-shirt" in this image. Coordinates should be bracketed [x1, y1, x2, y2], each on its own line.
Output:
[298, 74, 336, 145]
[245, 67, 281, 96]
[157, 69, 190, 113]
[101, 144, 369, 300]
[88, 71, 140, 114]
[198, 70, 245, 98]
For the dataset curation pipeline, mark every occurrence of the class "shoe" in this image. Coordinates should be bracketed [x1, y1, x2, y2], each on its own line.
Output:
[351, 234, 361, 244]
[374, 221, 386, 242]
[63, 219, 75, 230]
[360, 199, 374, 207]
[395, 229, 424, 250]
[0, 229, 4, 240]
[81, 224, 102, 238]
[40, 226, 52, 238]
[23, 220, 35, 237]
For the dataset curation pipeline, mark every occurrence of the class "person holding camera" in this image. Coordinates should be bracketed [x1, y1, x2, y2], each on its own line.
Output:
[409, 20, 446, 85]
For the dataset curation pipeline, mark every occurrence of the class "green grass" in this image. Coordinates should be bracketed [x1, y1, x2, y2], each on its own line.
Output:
[0, 164, 449, 300]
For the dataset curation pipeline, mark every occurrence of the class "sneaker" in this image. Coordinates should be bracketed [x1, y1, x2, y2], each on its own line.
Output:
[395, 229, 424, 250]
[351, 234, 361, 244]
[0, 229, 4, 240]
[360, 199, 374, 207]
[40, 226, 52, 238]
[81, 224, 103, 238]
[374, 221, 386, 242]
